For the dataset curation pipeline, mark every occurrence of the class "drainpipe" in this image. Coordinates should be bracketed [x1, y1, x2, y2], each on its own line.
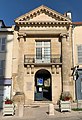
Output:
[72, 25, 75, 67]
[72, 24, 77, 101]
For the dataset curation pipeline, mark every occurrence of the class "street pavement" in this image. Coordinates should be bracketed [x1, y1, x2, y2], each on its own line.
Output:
[0, 104, 82, 120]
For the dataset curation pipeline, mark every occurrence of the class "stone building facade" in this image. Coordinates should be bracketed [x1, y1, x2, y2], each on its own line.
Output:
[12, 5, 74, 104]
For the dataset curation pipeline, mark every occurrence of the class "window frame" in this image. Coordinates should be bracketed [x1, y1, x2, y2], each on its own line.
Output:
[0, 37, 6, 52]
[35, 40, 51, 63]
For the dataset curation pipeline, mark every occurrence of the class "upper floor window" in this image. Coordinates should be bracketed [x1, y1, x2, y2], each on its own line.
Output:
[0, 37, 6, 52]
[77, 45, 82, 64]
[36, 41, 50, 63]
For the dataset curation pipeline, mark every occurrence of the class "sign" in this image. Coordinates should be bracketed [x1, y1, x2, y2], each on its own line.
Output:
[37, 78, 43, 86]
[39, 87, 42, 92]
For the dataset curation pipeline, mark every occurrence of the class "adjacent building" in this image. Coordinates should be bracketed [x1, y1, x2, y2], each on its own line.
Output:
[73, 22, 82, 100]
[0, 20, 13, 108]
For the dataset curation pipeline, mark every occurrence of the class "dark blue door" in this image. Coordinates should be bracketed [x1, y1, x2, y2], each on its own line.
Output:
[76, 75, 82, 100]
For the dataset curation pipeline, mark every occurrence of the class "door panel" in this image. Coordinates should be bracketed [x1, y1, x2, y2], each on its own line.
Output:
[76, 76, 82, 100]
[35, 78, 51, 101]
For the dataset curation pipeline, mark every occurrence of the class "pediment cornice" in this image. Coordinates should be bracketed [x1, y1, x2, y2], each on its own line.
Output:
[15, 5, 71, 25]
[16, 21, 71, 26]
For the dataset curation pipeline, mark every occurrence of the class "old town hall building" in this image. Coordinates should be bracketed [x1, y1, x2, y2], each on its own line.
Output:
[12, 5, 74, 104]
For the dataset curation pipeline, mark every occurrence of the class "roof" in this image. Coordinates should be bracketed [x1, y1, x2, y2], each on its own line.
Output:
[0, 20, 12, 28]
[73, 22, 82, 25]
[0, 20, 5, 27]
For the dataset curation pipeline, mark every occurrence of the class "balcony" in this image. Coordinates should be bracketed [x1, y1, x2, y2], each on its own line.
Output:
[24, 54, 62, 66]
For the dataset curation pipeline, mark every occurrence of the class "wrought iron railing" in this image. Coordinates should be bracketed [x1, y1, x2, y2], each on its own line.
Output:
[24, 54, 62, 64]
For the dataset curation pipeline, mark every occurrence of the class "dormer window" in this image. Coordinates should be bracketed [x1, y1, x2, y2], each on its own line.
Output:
[0, 22, 2, 28]
[0, 20, 5, 28]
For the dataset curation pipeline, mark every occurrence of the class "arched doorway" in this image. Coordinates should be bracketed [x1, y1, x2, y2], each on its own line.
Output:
[34, 69, 52, 101]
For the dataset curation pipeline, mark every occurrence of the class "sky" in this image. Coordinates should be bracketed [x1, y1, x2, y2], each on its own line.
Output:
[0, 0, 82, 26]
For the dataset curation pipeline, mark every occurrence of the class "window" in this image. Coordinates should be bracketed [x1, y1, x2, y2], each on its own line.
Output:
[0, 37, 6, 52]
[0, 60, 5, 76]
[36, 41, 50, 63]
[36, 48, 42, 59]
[77, 45, 82, 64]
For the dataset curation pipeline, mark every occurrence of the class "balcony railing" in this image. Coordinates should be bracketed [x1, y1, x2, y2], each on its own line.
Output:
[24, 54, 62, 64]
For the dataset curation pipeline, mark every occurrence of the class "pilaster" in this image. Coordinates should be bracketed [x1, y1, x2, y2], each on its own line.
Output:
[61, 33, 71, 92]
[17, 35, 24, 92]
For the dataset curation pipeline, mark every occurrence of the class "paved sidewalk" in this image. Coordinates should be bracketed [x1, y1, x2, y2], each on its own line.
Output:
[0, 105, 82, 120]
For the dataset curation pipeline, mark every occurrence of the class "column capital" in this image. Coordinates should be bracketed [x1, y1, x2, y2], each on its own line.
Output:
[31, 65, 34, 67]
[18, 32, 26, 40]
[18, 33, 27, 42]
[18, 32, 26, 37]
[27, 65, 30, 68]
[60, 33, 69, 38]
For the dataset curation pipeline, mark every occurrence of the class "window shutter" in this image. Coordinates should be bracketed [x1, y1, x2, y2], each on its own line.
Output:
[77, 45, 82, 64]
[0, 60, 5, 76]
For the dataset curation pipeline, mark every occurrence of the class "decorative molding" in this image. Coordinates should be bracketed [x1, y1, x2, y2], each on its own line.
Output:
[18, 29, 67, 36]
[27, 65, 30, 74]
[60, 33, 69, 41]
[56, 65, 59, 74]
[18, 33, 27, 41]
[60, 33, 68, 38]
[15, 5, 72, 25]
[51, 65, 55, 74]
[16, 21, 71, 26]
[18, 32, 27, 37]
[31, 65, 34, 74]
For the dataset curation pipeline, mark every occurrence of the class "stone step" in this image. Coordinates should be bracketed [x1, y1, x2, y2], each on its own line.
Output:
[24, 101, 53, 107]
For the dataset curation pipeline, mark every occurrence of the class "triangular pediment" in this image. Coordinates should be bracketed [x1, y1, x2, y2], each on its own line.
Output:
[15, 5, 71, 24]
[30, 13, 57, 22]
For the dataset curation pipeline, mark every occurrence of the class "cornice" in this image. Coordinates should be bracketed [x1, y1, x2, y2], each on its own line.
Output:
[18, 29, 67, 37]
[16, 21, 71, 26]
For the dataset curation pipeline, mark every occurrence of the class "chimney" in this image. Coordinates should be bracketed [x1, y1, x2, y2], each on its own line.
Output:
[64, 11, 72, 20]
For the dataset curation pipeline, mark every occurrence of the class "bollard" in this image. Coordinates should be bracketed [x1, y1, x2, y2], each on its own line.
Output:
[18, 104, 24, 117]
[48, 103, 54, 115]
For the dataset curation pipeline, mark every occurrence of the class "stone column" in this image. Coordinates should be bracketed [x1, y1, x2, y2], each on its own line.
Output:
[61, 33, 71, 92]
[17, 35, 24, 92]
